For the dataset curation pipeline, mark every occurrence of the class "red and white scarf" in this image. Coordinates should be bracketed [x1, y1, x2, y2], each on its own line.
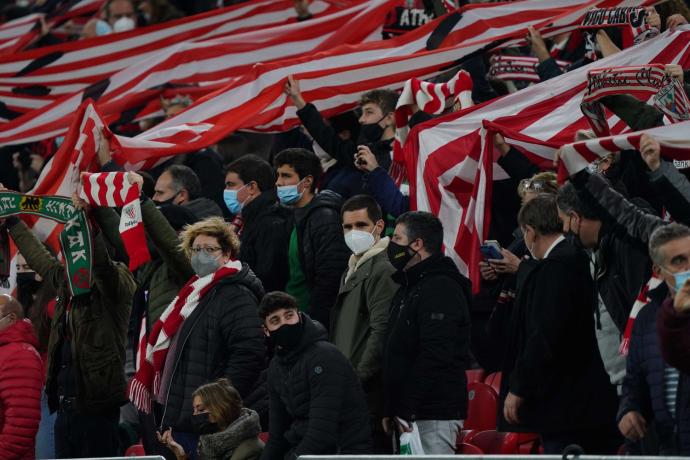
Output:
[489, 55, 570, 83]
[390, 70, 473, 186]
[128, 259, 243, 413]
[619, 275, 663, 356]
[581, 64, 690, 137]
[80, 172, 151, 271]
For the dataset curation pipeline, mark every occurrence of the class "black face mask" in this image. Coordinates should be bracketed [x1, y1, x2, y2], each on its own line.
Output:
[191, 412, 219, 435]
[357, 114, 387, 145]
[153, 193, 178, 207]
[16, 272, 40, 308]
[270, 320, 304, 353]
[387, 241, 416, 272]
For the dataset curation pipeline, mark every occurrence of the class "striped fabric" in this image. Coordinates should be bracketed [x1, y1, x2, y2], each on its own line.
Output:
[129, 259, 243, 413]
[489, 55, 571, 82]
[403, 27, 689, 290]
[80, 172, 151, 270]
[664, 365, 680, 419]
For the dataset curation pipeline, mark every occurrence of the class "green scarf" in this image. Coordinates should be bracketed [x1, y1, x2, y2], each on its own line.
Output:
[0, 192, 92, 297]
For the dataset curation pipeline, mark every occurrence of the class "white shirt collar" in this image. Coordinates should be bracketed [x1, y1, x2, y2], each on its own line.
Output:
[543, 235, 566, 259]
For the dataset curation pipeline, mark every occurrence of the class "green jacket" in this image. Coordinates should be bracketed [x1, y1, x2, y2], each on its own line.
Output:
[95, 198, 194, 327]
[330, 242, 397, 384]
[8, 217, 136, 413]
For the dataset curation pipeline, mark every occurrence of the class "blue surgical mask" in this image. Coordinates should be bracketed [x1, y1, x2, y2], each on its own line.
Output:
[674, 269, 690, 292]
[277, 181, 304, 205]
[223, 184, 248, 215]
[95, 19, 112, 36]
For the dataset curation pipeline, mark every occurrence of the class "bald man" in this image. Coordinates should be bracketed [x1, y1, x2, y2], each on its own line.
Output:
[0, 295, 43, 459]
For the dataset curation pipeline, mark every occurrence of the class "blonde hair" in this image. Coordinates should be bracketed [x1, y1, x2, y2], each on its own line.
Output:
[180, 217, 240, 259]
[192, 379, 243, 430]
[518, 171, 559, 199]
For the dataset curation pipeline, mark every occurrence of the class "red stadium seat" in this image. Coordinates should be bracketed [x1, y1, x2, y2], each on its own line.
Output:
[484, 371, 502, 395]
[470, 430, 519, 454]
[516, 432, 542, 454]
[466, 368, 486, 384]
[124, 444, 146, 457]
[258, 432, 270, 444]
[456, 442, 485, 454]
[464, 382, 498, 430]
[456, 429, 480, 445]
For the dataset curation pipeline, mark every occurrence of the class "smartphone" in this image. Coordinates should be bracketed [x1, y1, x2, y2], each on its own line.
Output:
[480, 240, 503, 260]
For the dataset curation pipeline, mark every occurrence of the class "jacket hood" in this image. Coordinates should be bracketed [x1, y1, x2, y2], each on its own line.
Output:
[0, 318, 38, 348]
[278, 313, 327, 363]
[215, 262, 266, 301]
[183, 197, 223, 220]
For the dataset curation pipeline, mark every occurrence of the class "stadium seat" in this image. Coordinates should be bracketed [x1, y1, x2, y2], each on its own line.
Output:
[464, 381, 498, 430]
[258, 432, 270, 444]
[466, 368, 486, 384]
[124, 444, 146, 456]
[484, 371, 502, 395]
[456, 442, 484, 454]
[456, 429, 480, 444]
[516, 432, 542, 454]
[470, 430, 519, 454]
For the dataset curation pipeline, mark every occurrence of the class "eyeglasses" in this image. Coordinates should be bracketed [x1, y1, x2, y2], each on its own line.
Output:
[190, 246, 222, 255]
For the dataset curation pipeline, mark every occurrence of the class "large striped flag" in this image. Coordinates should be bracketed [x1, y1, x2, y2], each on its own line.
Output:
[0, 0, 393, 137]
[0, 0, 359, 118]
[403, 26, 690, 290]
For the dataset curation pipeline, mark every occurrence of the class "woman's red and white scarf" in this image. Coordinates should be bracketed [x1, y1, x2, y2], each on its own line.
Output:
[80, 172, 151, 271]
[390, 70, 473, 186]
[619, 274, 663, 356]
[581, 64, 690, 137]
[128, 259, 243, 413]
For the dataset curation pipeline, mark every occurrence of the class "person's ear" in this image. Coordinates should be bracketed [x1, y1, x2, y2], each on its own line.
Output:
[177, 188, 189, 203]
[652, 264, 661, 277]
[248, 181, 260, 196]
[374, 219, 385, 237]
[410, 237, 423, 253]
[384, 111, 395, 127]
[300, 176, 313, 193]
[262, 325, 270, 337]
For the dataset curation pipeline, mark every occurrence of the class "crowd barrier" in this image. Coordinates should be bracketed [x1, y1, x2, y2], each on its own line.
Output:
[298, 456, 690, 460]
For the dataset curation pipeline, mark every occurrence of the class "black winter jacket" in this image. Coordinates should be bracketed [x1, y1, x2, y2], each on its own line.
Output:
[619, 285, 690, 456]
[383, 254, 472, 421]
[161, 264, 265, 432]
[261, 315, 371, 460]
[498, 240, 618, 434]
[572, 171, 664, 332]
[295, 191, 350, 329]
[240, 190, 293, 293]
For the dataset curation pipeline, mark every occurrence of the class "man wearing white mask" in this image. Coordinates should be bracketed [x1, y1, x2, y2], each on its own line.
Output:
[331, 194, 398, 453]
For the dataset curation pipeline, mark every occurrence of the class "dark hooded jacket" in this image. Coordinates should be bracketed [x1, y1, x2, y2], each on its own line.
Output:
[295, 191, 350, 329]
[261, 314, 371, 460]
[383, 254, 472, 421]
[161, 264, 265, 432]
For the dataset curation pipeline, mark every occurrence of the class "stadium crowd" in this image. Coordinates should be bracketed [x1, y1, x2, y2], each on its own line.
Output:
[1, 0, 690, 459]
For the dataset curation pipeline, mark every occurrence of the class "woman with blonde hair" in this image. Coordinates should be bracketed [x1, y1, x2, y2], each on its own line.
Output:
[159, 379, 263, 460]
[129, 217, 265, 456]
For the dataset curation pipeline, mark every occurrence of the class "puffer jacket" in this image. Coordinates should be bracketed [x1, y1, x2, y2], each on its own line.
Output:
[619, 285, 690, 455]
[7, 217, 136, 414]
[240, 189, 292, 293]
[162, 264, 265, 432]
[261, 314, 371, 460]
[0, 319, 43, 460]
[383, 254, 472, 421]
[295, 190, 350, 329]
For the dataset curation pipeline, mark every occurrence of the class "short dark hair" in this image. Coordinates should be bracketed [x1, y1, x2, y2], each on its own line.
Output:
[258, 291, 298, 320]
[273, 148, 322, 192]
[341, 195, 382, 223]
[395, 211, 443, 254]
[556, 182, 600, 220]
[225, 155, 276, 192]
[165, 165, 201, 200]
[360, 89, 398, 115]
[518, 194, 564, 236]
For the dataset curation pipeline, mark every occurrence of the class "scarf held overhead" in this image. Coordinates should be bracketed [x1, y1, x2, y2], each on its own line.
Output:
[80, 172, 150, 271]
[0, 192, 92, 297]
[128, 259, 243, 413]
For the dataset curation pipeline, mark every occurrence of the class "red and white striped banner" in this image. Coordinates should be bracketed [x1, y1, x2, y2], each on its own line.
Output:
[80, 171, 151, 271]
[403, 26, 690, 291]
[0, 14, 42, 56]
[0, 0, 391, 136]
[0, 0, 360, 114]
[559, 119, 690, 176]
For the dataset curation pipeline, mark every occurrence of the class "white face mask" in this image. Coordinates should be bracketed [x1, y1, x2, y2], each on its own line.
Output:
[344, 229, 376, 255]
[113, 16, 136, 33]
